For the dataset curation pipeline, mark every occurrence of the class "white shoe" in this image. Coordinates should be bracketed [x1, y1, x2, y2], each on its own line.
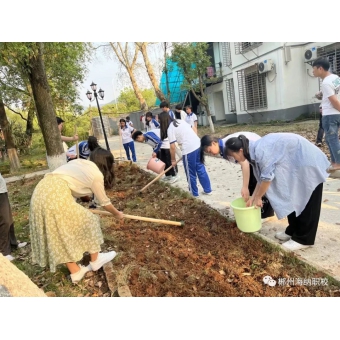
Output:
[202, 191, 212, 196]
[18, 242, 27, 248]
[282, 239, 312, 251]
[70, 265, 91, 283]
[169, 175, 180, 184]
[275, 231, 291, 242]
[5, 254, 15, 261]
[161, 176, 171, 182]
[89, 251, 117, 271]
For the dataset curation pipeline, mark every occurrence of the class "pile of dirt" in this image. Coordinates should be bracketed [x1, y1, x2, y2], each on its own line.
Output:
[89, 162, 340, 297]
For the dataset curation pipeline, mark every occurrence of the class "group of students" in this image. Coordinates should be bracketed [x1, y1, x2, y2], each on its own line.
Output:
[2, 69, 337, 285]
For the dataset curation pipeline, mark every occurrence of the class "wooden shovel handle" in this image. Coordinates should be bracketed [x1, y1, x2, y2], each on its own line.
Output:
[89, 209, 184, 227]
[140, 157, 182, 193]
[75, 126, 79, 158]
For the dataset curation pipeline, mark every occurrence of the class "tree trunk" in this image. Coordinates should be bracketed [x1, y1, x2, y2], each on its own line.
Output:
[25, 100, 35, 147]
[127, 68, 148, 111]
[164, 43, 171, 102]
[27, 42, 66, 170]
[138, 43, 166, 102]
[0, 99, 21, 172]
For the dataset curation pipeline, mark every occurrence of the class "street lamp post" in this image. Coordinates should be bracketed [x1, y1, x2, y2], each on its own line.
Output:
[86, 82, 110, 152]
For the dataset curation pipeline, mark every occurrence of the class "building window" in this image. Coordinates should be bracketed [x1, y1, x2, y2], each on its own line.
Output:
[226, 78, 236, 112]
[221, 42, 232, 67]
[235, 42, 262, 55]
[317, 42, 340, 77]
[237, 64, 267, 111]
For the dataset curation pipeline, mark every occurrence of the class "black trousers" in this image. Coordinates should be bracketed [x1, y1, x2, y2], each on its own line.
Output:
[285, 182, 323, 245]
[157, 149, 176, 177]
[248, 165, 275, 219]
[316, 114, 324, 144]
[0, 192, 18, 256]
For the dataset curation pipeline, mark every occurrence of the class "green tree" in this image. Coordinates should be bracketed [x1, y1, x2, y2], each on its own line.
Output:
[0, 42, 92, 169]
[171, 42, 215, 133]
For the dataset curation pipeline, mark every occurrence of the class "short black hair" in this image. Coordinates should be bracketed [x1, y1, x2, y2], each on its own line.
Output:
[185, 105, 192, 110]
[56, 117, 65, 125]
[132, 130, 143, 141]
[312, 58, 330, 71]
[126, 116, 130, 120]
[175, 104, 182, 110]
[159, 101, 169, 109]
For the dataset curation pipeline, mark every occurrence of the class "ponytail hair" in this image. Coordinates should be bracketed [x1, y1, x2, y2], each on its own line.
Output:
[200, 135, 219, 165]
[223, 134, 251, 162]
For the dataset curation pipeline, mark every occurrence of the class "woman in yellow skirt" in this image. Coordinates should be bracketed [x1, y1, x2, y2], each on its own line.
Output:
[29, 148, 123, 283]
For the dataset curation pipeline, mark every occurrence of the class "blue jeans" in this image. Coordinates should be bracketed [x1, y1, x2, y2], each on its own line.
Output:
[182, 147, 212, 197]
[123, 141, 136, 162]
[322, 114, 340, 164]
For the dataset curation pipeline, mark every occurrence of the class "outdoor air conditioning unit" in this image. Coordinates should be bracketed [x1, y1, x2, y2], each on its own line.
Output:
[304, 47, 317, 62]
[258, 59, 274, 74]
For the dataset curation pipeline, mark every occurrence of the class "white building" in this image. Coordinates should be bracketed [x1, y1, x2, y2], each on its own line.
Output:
[204, 42, 340, 124]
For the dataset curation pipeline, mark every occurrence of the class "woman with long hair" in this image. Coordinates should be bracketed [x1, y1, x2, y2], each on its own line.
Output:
[158, 112, 211, 197]
[200, 132, 275, 220]
[29, 148, 123, 283]
[224, 133, 330, 251]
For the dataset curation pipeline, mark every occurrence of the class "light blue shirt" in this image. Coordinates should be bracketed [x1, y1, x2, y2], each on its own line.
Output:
[249, 133, 330, 219]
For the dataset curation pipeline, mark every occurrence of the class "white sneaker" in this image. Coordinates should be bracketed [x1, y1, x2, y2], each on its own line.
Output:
[282, 239, 312, 251]
[5, 254, 15, 261]
[161, 176, 171, 182]
[169, 175, 180, 184]
[18, 242, 27, 248]
[89, 251, 117, 271]
[70, 265, 91, 283]
[275, 231, 291, 242]
[202, 191, 212, 196]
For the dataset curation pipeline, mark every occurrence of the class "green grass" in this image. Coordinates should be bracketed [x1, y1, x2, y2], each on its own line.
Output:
[0, 146, 47, 177]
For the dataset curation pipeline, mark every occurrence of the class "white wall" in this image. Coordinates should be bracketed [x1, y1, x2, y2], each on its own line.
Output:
[206, 42, 335, 121]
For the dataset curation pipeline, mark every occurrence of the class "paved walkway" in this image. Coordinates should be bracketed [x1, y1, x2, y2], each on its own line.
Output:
[5, 136, 340, 282]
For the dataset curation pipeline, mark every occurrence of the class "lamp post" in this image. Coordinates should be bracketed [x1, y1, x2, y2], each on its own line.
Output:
[86, 82, 110, 152]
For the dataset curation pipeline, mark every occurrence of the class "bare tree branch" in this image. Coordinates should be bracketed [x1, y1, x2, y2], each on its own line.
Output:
[3, 103, 28, 121]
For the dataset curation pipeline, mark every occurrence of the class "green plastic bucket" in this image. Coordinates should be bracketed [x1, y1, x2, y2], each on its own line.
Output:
[230, 197, 261, 233]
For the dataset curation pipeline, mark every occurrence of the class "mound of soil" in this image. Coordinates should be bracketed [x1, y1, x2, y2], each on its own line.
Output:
[91, 162, 340, 297]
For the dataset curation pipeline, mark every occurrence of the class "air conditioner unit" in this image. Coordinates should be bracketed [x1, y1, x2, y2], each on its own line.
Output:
[304, 47, 317, 62]
[258, 59, 274, 74]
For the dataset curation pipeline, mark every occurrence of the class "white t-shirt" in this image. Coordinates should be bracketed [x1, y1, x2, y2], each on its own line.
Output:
[45, 159, 111, 206]
[121, 125, 135, 144]
[321, 74, 340, 116]
[0, 173, 8, 193]
[127, 121, 133, 127]
[167, 120, 200, 155]
[145, 129, 170, 149]
[185, 113, 198, 127]
[222, 131, 261, 164]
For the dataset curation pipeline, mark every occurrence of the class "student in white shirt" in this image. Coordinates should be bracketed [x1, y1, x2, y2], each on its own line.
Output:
[132, 129, 179, 183]
[29, 148, 123, 283]
[200, 132, 274, 220]
[145, 111, 160, 131]
[175, 104, 187, 120]
[159, 112, 211, 197]
[56, 117, 78, 153]
[312, 57, 340, 171]
[126, 116, 134, 127]
[0, 174, 27, 261]
[185, 105, 198, 134]
[120, 118, 137, 162]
